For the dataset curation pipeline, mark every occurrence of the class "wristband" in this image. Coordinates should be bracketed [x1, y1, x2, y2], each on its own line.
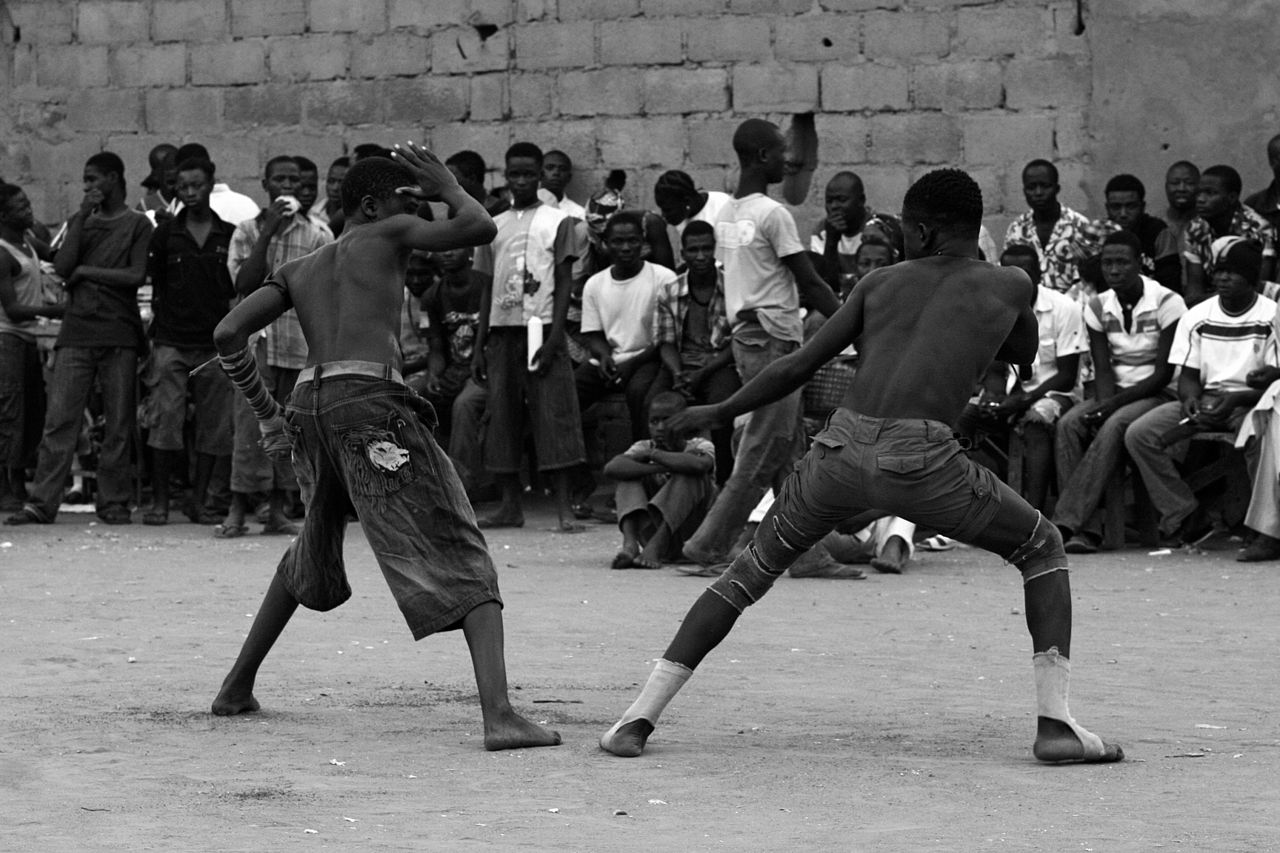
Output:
[219, 346, 282, 422]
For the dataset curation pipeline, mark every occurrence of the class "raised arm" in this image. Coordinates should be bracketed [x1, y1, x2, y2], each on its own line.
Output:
[385, 142, 496, 252]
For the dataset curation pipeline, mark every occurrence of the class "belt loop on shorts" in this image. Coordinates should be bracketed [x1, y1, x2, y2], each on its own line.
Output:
[384, 362, 392, 381]
[313, 363, 323, 389]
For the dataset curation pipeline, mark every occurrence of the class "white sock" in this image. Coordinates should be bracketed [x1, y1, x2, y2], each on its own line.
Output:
[604, 659, 692, 736]
[1033, 648, 1106, 758]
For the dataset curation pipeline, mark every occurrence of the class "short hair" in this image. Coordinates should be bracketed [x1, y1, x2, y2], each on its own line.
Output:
[902, 169, 982, 236]
[654, 169, 698, 202]
[340, 156, 413, 216]
[175, 143, 210, 164]
[149, 144, 177, 166]
[1104, 173, 1146, 199]
[544, 149, 572, 167]
[827, 170, 865, 197]
[328, 155, 351, 171]
[0, 182, 24, 209]
[649, 391, 687, 414]
[1167, 160, 1200, 179]
[603, 209, 646, 240]
[1022, 159, 1059, 183]
[353, 143, 394, 161]
[732, 118, 782, 163]
[855, 233, 894, 260]
[293, 155, 318, 174]
[1202, 164, 1243, 195]
[175, 157, 215, 180]
[1000, 244, 1039, 265]
[264, 155, 299, 179]
[681, 219, 716, 246]
[1102, 229, 1142, 258]
[505, 141, 543, 166]
[86, 152, 125, 180]
[445, 150, 486, 184]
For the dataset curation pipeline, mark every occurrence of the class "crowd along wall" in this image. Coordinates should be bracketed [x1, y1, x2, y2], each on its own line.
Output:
[0, 0, 1276, 240]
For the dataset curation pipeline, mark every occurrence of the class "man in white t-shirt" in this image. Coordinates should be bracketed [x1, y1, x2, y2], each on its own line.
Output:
[1126, 239, 1276, 544]
[653, 170, 732, 264]
[536, 150, 586, 220]
[1052, 231, 1186, 552]
[577, 210, 673, 440]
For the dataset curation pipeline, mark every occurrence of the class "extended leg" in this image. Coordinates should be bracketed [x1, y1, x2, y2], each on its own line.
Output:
[460, 602, 561, 751]
[211, 572, 300, 715]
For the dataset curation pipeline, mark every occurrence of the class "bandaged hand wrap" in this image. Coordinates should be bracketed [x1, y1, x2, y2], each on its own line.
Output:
[219, 346, 283, 423]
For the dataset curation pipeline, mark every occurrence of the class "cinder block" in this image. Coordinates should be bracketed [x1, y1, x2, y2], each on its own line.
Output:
[558, 69, 645, 117]
[815, 114, 870, 163]
[515, 22, 594, 70]
[350, 33, 430, 78]
[961, 166, 1003, 215]
[729, 0, 812, 14]
[7, 45, 35, 92]
[516, 0, 556, 23]
[389, 0, 466, 29]
[960, 112, 1054, 167]
[431, 26, 510, 74]
[5, 2, 74, 44]
[68, 89, 145, 132]
[191, 41, 268, 86]
[510, 73, 554, 118]
[819, 0, 902, 10]
[383, 78, 469, 125]
[600, 19, 683, 65]
[110, 45, 186, 88]
[308, 0, 388, 33]
[303, 81, 384, 126]
[642, 0, 724, 15]
[199, 135, 264, 186]
[1004, 57, 1090, 110]
[644, 68, 729, 114]
[470, 0, 517, 25]
[260, 131, 346, 168]
[850, 164, 910, 212]
[77, 1, 149, 43]
[36, 46, 109, 90]
[427, 122, 510, 168]
[953, 7, 1048, 58]
[863, 10, 951, 60]
[1054, 110, 1089, 160]
[144, 89, 223, 134]
[153, 1, 228, 42]
[268, 35, 350, 82]
[559, 0, 639, 19]
[540, 120, 599, 172]
[687, 118, 741, 166]
[869, 113, 960, 164]
[821, 62, 910, 112]
[230, 0, 306, 37]
[598, 117, 684, 167]
[224, 85, 304, 127]
[775, 14, 860, 62]
[687, 16, 770, 62]
[471, 74, 507, 121]
[911, 61, 1004, 111]
[28, 137, 107, 188]
[1049, 1, 1088, 55]
[732, 64, 819, 112]
[104, 133, 177, 180]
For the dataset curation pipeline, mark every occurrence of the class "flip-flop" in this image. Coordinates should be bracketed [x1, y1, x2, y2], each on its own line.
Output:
[917, 535, 958, 551]
[5, 505, 51, 525]
[213, 522, 248, 539]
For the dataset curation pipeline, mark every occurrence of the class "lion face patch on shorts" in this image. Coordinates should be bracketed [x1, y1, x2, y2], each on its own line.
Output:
[339, 420, 417, 498]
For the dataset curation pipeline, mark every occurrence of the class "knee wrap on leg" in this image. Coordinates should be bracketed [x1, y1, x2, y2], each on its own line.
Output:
[1007, 512, 1068, 584]
[708, 541, 787, 614]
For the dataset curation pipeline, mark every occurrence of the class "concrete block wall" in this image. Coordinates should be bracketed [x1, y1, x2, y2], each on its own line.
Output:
[0, 0, 1115, 238]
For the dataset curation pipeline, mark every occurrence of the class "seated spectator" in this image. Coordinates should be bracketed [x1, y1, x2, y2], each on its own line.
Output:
[605, 391, 716, 569]
[820, 516, 917, 575]
[850, 235, 896, 289]
[1052, 231, 1186, 553]
[312, 156, 348, 234]
[1126, 239, 1276, 545]
[537, 150, 586, 219]
[419, 246, 486, 436]
[653, 170, 731, 267]
[959, 244, 1086, 511]
[649, 220, 738, 483]
[172, 143, 260, 227]
[1183, 165, 1278, 303]
[1004, 158, 1103, 298]
[1163, 160, 1200, 255]
[1094, 173, 1182, 292]
[136, 143, 177, 220]
[141, 157, 237, 525]
[808, 171, 901, 292]
[576, 210, 672, 440]
[0, 183, 64, 511]
[1243, 133, 1280, 232]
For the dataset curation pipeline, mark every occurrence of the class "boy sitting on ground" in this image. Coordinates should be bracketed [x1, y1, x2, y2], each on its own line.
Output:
[605, 391, 716, 569]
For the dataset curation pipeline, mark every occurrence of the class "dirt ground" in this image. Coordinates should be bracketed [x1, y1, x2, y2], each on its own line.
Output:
[2, 499, 1277, 852]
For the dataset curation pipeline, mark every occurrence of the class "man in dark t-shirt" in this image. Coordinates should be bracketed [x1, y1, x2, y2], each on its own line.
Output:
[8, 152, 153, 526]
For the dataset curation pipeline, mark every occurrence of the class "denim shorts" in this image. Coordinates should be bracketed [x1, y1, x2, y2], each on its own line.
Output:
[279, 367, 501, 639]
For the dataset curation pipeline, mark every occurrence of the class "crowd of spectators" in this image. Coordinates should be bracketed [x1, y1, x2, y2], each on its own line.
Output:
[4, 124, 1280, 569]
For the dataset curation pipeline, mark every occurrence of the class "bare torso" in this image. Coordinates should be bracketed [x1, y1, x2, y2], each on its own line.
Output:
[841, 257, 1033, 424]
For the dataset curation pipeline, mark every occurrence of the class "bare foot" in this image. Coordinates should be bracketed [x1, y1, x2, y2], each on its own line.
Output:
[483, 710, 562, 751]
[1033, 716, 1124, 763]
[870, 535, 907, 574]
[632, 551, 663, 569]
[553, 519, 586, 534]
[611, 547, 637, 569]
[600, 718, 654, 757]
[211, 681, 261, 716]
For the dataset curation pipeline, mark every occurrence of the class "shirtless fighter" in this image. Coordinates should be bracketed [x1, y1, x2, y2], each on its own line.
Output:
[600, 169, 1123, 765]
[209, 143, 560, 751]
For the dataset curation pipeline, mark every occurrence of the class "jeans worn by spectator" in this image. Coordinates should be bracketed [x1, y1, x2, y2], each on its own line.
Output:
[447, 377, 491, 497]
[0, 334, 46, 471]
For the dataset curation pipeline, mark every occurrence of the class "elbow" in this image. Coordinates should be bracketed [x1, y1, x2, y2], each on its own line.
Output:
[212, 319, 238, 353]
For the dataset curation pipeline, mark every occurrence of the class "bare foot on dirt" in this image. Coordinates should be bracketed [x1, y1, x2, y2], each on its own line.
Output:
[611, 546, 638, 569]
[553, 519, 586, 534]
[478, 509, 525, 529]
[631, 554, 663, 569]
[599, 718, 655, 757]
[1033, 716, 1124, 763]
[483, 711, 562, 751]
[211, 682, 261, 716]
[870, 535, 908, 574]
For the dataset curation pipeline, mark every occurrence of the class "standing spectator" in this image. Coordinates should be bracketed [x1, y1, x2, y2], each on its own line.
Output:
[679, 118, 841, 572]
[1126, 239, 1276, 545]
[135, 143, 177, 220]
[1004, 159, 1103, 298]
[1183, 165, 1278, 304]
[1096, 174, 1182, 292]
[808, 171, 901, 292]
[653, 170, 732, 266]
[312, 156, 348, 234]
[472, 142, 586, 532]
[0, 183, 64, 510]
[1244, 133, 1280, 232]
[217, 156, 333, 538]
[537, 150, 586, 219]
[446, 149, 508, 216]
[1051, 231, 1186, 553]
[172, 143, 260, 227]
[294, 156, 321, 225]
[649, 220, 738, 483]
[141, 157, 237, 525]
[7, 153, 152, 526]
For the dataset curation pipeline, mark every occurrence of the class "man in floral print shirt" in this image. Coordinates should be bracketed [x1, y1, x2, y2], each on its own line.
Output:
[1003, 159, 1103, 299]
[1183, 164, 1277, 304]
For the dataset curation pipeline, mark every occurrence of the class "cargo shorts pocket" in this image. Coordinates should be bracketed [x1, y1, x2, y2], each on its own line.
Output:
[875, 439, 927, 475]
[338, 416, 418, 498]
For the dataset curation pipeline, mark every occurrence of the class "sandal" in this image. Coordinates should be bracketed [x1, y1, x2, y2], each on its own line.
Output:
[213, 522, 248, 539]
[917, 535, 957, 551]
[96, 505, 132, 525]
[5, 505, 51, 525]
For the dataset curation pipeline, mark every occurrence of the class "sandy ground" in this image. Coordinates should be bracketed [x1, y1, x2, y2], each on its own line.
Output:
[2, 500, 1278, 852]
